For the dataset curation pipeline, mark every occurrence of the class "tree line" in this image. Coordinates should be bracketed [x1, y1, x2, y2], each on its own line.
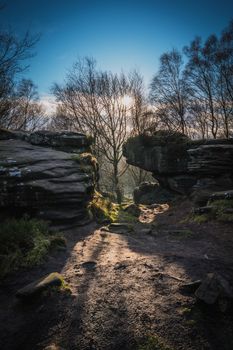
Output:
[0, 16, 232, 201]
[150, 20, 233, 139]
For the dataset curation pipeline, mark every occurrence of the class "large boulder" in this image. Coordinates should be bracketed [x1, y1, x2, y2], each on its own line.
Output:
[123, 131, 233, 200]
[0, 129, 97, 225]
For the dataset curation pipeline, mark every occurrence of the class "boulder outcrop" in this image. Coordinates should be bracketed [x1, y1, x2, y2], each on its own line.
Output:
[0, 129, 97, 225]
[123, 131, 233, 202]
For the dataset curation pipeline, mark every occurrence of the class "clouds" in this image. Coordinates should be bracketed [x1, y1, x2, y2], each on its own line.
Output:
[39, 94, 57, 115]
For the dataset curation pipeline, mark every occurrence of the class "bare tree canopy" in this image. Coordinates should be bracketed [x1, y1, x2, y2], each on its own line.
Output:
[52, 57, 136, 202]
[0, 24, 40, 129]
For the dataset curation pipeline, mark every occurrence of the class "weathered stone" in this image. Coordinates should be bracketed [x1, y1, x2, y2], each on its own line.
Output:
[123, 131, 233, 198]
[195, 273, 232, 304]
[16, 272, 64, 298]
[0, 129, 97, 224]
[0, 129, 91, 153]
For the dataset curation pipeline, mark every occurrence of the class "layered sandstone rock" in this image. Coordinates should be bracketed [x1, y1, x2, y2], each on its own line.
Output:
[0, 129, 97, 225]
[123, 131, 233, 201]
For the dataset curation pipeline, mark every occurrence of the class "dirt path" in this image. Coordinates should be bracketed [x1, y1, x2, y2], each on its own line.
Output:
[1, 202, 233, 350]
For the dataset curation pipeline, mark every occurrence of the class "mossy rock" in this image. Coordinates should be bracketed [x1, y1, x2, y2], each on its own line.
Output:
[71, 152, 98, 168]
[89, 191, 119, 223]
[16, 272, 65, 299]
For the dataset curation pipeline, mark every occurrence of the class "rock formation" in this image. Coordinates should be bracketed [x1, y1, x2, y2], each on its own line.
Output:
[0, 129, 97, 225]
[123, 131, 233, 203]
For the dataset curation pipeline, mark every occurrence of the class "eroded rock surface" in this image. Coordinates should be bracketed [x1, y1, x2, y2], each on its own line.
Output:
[123, 131, 233, 201]
[0, 129, 97, 224]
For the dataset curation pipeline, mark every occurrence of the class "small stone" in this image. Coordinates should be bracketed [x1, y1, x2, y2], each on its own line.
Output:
[81, 261, 97, 271]
[114, 262, 128, 270]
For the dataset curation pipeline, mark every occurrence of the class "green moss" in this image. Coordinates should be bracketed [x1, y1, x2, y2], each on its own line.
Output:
[89, 192, 138, 224]
[138, 335, 173, 350]
[89, 191, 119, 223]
[192, 214, 210, 224]
[71, 152, 98, 168]
[208, 199, 233, 223]
[193, 199, 233, 223]
[43, 277, 72, 296]
[0, 217, 65, 278]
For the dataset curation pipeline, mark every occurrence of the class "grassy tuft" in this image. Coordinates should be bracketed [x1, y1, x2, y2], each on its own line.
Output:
[0, 217, 65, 278]
[138, 335, 173, 350]
[209, 199, 233, 223]
[192, 214, 210, 224]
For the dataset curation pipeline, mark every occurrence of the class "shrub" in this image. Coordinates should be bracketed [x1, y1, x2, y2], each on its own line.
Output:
[0, 217, 65, 278]
[209, 199, 233, 223]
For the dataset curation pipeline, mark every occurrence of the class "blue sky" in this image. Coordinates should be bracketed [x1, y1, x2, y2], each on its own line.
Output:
[1, 0, 233, 98]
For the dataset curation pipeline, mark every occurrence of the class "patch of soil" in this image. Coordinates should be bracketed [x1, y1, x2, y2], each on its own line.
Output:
[0, 200, 233, 350]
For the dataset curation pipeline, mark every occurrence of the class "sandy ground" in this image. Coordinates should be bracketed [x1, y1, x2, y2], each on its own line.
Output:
[0, 201, 233, 350]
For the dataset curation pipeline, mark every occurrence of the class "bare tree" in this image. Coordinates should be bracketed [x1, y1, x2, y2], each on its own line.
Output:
[184, 36, 220, 138]
[52, 57, 133, 203]
[0, 24, 40, 128]
[11, 79, 46, 131]
[150, 49, 189, 134]
[215, 21, 233, 138]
